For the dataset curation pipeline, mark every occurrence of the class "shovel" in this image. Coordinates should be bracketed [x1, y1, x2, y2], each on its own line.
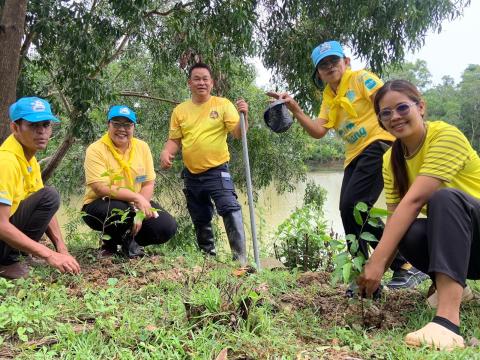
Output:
[239, 112, 261, 270]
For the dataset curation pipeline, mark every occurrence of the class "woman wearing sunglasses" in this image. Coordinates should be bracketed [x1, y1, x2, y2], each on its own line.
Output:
[358, 79, 480, 350]
[268, 40, 425, 293]
[82, 105, 177, 258]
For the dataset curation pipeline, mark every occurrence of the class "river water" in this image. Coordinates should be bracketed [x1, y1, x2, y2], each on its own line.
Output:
[58, 169, 387, 247]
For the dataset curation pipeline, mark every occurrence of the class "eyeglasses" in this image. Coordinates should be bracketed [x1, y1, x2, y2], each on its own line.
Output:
[378, 102, 418, 123]
[110, 121, 134, 129]
[317, 56, 341, 70]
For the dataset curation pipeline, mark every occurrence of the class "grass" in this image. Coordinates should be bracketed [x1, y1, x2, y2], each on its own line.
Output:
[1, 232, 479, 359]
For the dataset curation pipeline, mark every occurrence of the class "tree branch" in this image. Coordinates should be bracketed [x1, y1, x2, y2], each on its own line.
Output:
[18, 30, 36, 73]
[119, 91, 180, 105]
[47, 69, 74, 116]
[144, 2, 194, 18]
[89, 34, 130, 79]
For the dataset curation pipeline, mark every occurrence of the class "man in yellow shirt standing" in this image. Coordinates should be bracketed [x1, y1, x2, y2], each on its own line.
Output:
[0, 97, 80, 279]
[160, 63, 249, 265]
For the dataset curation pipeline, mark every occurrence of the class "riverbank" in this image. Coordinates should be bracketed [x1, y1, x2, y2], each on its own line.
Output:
[1, 239, 479, 359]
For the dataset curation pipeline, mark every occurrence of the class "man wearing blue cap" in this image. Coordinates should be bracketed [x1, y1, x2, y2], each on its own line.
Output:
[0, 97, 81, 279]
[82, 105, 177, 258]
[268, 40, 427, 294]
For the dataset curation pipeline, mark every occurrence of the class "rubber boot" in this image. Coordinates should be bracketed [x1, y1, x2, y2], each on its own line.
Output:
[194, 223, 216, 256]
[121, 231, 145, 259]
[222, 210, 247, 266]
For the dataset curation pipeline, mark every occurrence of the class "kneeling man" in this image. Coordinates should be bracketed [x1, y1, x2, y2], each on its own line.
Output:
[0, 97, 81, 279]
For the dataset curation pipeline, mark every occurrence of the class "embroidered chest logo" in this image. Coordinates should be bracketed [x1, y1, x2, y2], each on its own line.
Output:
[346, 90, 355, 102]
[209, 110, 219, 119]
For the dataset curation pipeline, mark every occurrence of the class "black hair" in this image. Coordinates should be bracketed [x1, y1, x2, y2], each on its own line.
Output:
[373, 79, 424, 198]
[188, 63, 212, 78]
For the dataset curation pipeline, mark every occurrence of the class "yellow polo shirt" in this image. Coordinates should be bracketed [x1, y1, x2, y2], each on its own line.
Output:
[0, 135, 44, 216]
[319, 70, 395, 167]
[383, 121, 480, 206]
[83, 137, 156, 204]
[169, 96, 240, 174]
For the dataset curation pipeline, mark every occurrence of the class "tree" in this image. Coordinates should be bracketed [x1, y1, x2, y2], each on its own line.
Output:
[0, 0, 27, 141]
[259, 0, 470, 113]
[423, 75, 460, 125]
[457, 64, 480, 150]
[384, 59, 433, 91]
[3, 0, 472, 184]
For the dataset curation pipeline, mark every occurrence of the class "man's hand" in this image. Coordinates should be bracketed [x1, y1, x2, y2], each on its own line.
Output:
[44, 251, 81, 274]
[266, 91, 302, 114]
[160, 150, 175, 170]
[357, 259, 385, 298]
[236, 98, 249, 116]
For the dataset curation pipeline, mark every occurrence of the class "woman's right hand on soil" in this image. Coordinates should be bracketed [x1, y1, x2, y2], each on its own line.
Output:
[357, 260, 384, 298]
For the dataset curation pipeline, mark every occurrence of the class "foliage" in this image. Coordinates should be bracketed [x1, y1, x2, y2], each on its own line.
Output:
[260, 0, 470, 113]
[384, 59, 432, 91]
[274, 183, 336, 271]
[332, 202, 389, 285]
[306, 134, 345, 164]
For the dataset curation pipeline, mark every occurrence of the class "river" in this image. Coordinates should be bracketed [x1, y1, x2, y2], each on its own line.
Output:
[58, 169, 387, 247]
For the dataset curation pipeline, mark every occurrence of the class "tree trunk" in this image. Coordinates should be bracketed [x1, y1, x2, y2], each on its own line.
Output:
[41, 131, 76, 182]
[0, 0, 27, 143]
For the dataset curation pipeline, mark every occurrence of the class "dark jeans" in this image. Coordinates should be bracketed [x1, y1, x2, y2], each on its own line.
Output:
[82, 198, 177, 246]
[0, 186, 60, 265]
[398, 188, 480, 287]
[340, 141, 406, 271]
[182, 164, 241, 226]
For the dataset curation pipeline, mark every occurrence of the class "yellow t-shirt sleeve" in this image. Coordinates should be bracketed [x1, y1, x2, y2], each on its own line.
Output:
[0, 160, 18, 207]
[168, 107, 183, 140]
[223, 100, 240, 132]
[419, 127, 469, 182]
[382, 151, 401, 205]
[318, 101, 335, 128]
[357, 70, 383, 99]
[84, 144, 111, 186]
[143, 143, 156, 182]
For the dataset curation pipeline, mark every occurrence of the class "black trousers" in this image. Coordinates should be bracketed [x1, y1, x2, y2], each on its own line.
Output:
[182, 164, 241, 226]
[340, 141, 406, 271]
[398, 188, 480, 287]
[0, 186, 60, 265]
[82, 198, 177, 246]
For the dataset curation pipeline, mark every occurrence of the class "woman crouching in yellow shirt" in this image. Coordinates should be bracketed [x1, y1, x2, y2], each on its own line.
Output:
[82, 105, 177, 258]
[358, 80, 480, 350]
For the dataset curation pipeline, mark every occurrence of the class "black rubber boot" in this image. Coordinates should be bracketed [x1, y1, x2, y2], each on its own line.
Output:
[121, 231, 145, 258]
[194, 222, 217, 256]
[222, 210, 247, 266]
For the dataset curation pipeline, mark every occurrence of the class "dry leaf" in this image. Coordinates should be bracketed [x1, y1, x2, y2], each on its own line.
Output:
[215, 347, 228, 360]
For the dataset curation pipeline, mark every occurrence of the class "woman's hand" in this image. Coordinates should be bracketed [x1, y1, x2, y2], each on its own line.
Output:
[357, 259, 385, 298]
[265, 91, 302, 113]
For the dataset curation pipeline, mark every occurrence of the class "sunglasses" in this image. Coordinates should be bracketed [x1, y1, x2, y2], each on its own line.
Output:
[110, 121, 134, 129]
[317, 56, 342, 70]
[378, 102, 418, 123]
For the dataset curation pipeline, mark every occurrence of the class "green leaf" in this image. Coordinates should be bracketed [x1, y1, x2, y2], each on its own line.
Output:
[353, 208, 363, 226]
[17, 327, 28, 342]
[134, 211, 146, 224]
[352, 256, 365, 272]
[360, 232, 378, 242]
[355, 202, 368, 212]
[369, 207, 390, 217]
[367, 218, 382, 228]
[101, 234, 111, 241]
[342, 262, 352, 283]
[350, 240, 359, 254]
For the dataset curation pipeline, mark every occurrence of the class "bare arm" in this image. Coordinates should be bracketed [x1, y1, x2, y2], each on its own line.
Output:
[358, 176, 442, 295]
[0, 205, 80, 273]
[266, 91, 329, 139]
[139, 180, 154, 202]
[160, 138, 181, 169]
[45, 215, 69, 255]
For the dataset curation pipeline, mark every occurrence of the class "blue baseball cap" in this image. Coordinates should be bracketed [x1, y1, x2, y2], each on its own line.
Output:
[9, 97, 60, 123]
[107, 105, 137, 123]
[311, 40, 345, 68]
